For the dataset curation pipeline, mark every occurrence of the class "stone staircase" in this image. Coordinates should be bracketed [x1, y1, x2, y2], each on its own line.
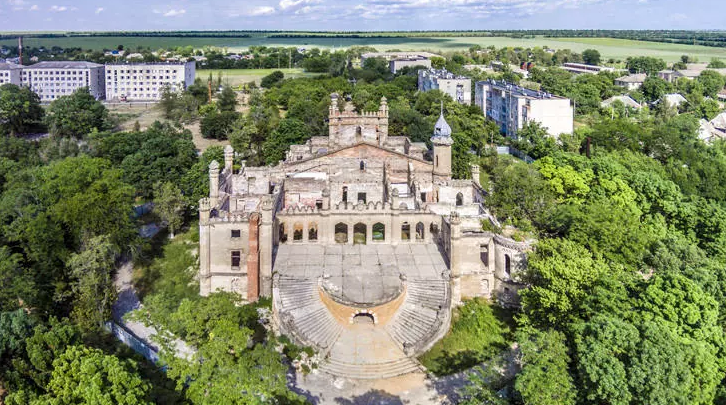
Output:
[386, 278, 449, 355]
[274, 276, 343, 351]
[320, 356, 421, 380]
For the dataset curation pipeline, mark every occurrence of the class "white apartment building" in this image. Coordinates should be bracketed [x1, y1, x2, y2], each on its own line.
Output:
[20, 61, 105, 102]
[0, 62, 22, 86]
[418, 68, 472, 105]
[104, 61, 195, 101]
[475, 79, 573, 138]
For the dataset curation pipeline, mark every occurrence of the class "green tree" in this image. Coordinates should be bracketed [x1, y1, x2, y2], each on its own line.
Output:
[260, 70, 285, 88]
[520, 238, 609, 327]
[67, 235, 118, 331]
[217, 85, 238, 112]
[698, 98, 721, 120]
[0, 84, 44, 135]
[515, 328, 576, 405]
[582, 49, 601, 65]
[512, 121, 557, 159]
[200, 111, 239, 140]
[153, 182, 185, 238]
[697, 70, 726, 98]
[707, 58, 726, 68]
[262, 118, 311, 165]
[626, 56, 667, 75]
[0, 247, 35, 311]
[45, 88, 110, 138]
[32, 345, 152, 405]
[641, 76, 671, 103]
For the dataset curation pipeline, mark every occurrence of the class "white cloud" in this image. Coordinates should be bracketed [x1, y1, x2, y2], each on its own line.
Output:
[7, 0, 26, 11]
[244, 6, 276, 16]
[29, 4, 38, 11]
[163, 8, 186, 16]
[669, 12, 687, 21]
[49, 5, 67, 12]
[279, 0, 321, 10]
[95, 7, 103, 14]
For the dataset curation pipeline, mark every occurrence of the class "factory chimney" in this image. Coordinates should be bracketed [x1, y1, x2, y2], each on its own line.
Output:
[18, 37, 23, 66]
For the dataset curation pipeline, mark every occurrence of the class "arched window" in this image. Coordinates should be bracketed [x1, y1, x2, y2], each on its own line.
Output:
[334, 223, 348, 244]
[505, 254, 511, 277]
[293, 222, 303, 241]
[353, 223, 367, 245]
[399, 202, 408, 210]
[480, 244, 489, 266]
[356, 126, 362, 138]
[372, 223, 385, 241]
[456, 192, 463, 206]
[430, 223, 439, 235]
[342, 186, 348, 203]
[308, 222, 318, 241]
[360, 160, 365, 171]
[416, 222, 425, 241]
[279, 223, 287, 244]
[401, 222, 411, 241]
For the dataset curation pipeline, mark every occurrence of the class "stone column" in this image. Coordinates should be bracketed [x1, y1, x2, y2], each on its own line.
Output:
[391, 209, 400, 246]
[259, 197, 274, 297]
[449, 213, 463, 305]
[209, 161, 220, 208]
[247, 213, 260, 302]
[347, 223, 354, 245]
[470, 164, 481, 186]
[199, 198, 212, 296]
[302, 221, 308, 243]
[224, 145, 234, 173]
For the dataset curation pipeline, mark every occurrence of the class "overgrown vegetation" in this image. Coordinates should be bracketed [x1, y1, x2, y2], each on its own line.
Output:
[419, 298, 514, 375]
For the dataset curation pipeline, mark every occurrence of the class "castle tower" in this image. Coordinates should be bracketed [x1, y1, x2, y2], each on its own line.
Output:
[431, 106, 453, 181]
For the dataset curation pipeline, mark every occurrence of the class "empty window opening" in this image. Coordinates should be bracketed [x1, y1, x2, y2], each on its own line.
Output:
[316, 200, 323, 209]
[401, 222, 411, 241]
[456, 192, 464, 206]
[505, 254, 511, 277]
[372, 223, 385, 241]
[335, 223, 348, 244]
[357, 192, 367, 204]
[416, 222, 425, 241]
[342, 186, 348, 203]
[293, 223, 303, 242]
[279, 223, 288, 244]
[360, 161, 365, 171]
[354, 223, 367, 245]
[231, 251, 241, 268]
[308, 222, 318, 241]
[480, 245, 489, 266]
[420, 192, 427, 202]
[231, 229, 241, 238]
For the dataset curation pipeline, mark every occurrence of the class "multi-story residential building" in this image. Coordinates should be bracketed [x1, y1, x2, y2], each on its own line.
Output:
[475, 79, 573, 138]
[361, 52, 439, 73]
[560, 62, 616, 75]
[20, 61, 105, 102]
[0, 62, 22, 85]
[104, 61, 195, 101]
[418, 68, 471, 105]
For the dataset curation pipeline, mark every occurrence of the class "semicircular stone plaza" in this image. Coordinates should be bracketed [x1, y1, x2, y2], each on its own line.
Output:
[198, 94, 531, 379]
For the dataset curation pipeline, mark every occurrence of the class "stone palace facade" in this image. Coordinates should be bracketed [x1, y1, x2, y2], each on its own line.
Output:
[198, 94, 530, 308]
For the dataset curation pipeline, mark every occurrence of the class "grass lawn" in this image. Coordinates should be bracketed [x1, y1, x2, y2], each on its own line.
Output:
[4, 35, 725, 64]
[419, 298, 516, 376]
[197, 68, 317, 87]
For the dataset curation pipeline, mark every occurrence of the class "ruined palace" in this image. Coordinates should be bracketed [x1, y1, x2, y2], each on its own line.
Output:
[198, 94, 530, 378]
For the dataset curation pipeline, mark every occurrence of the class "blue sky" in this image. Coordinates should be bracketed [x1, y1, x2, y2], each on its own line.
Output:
[0, 0, 723, 31]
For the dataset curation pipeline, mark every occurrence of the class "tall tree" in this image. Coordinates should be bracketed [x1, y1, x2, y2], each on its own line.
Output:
[0, 84, 44, 136]
[67, 235, 118, 331]
[45, 88, 110, 138]
[153, 182, 185, 239]
[582, 49, 601, 65]
[217, 85, 238, 112]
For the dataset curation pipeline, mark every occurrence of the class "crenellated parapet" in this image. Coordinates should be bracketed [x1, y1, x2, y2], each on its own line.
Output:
[493, 234, 532, 252]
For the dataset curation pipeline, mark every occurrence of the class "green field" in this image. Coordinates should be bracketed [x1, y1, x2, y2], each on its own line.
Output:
[196, 68, 316, 86]
[2, 35, 726, 63]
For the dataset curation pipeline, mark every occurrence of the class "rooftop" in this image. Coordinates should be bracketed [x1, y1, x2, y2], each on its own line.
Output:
[0, 62, 22, 70]
[478, 79, 567, 100]
[24, 61, 103, 69]
[616, 73, 647, 83]
[419, 68, 469, 80]
[105, 61, 193, 66]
